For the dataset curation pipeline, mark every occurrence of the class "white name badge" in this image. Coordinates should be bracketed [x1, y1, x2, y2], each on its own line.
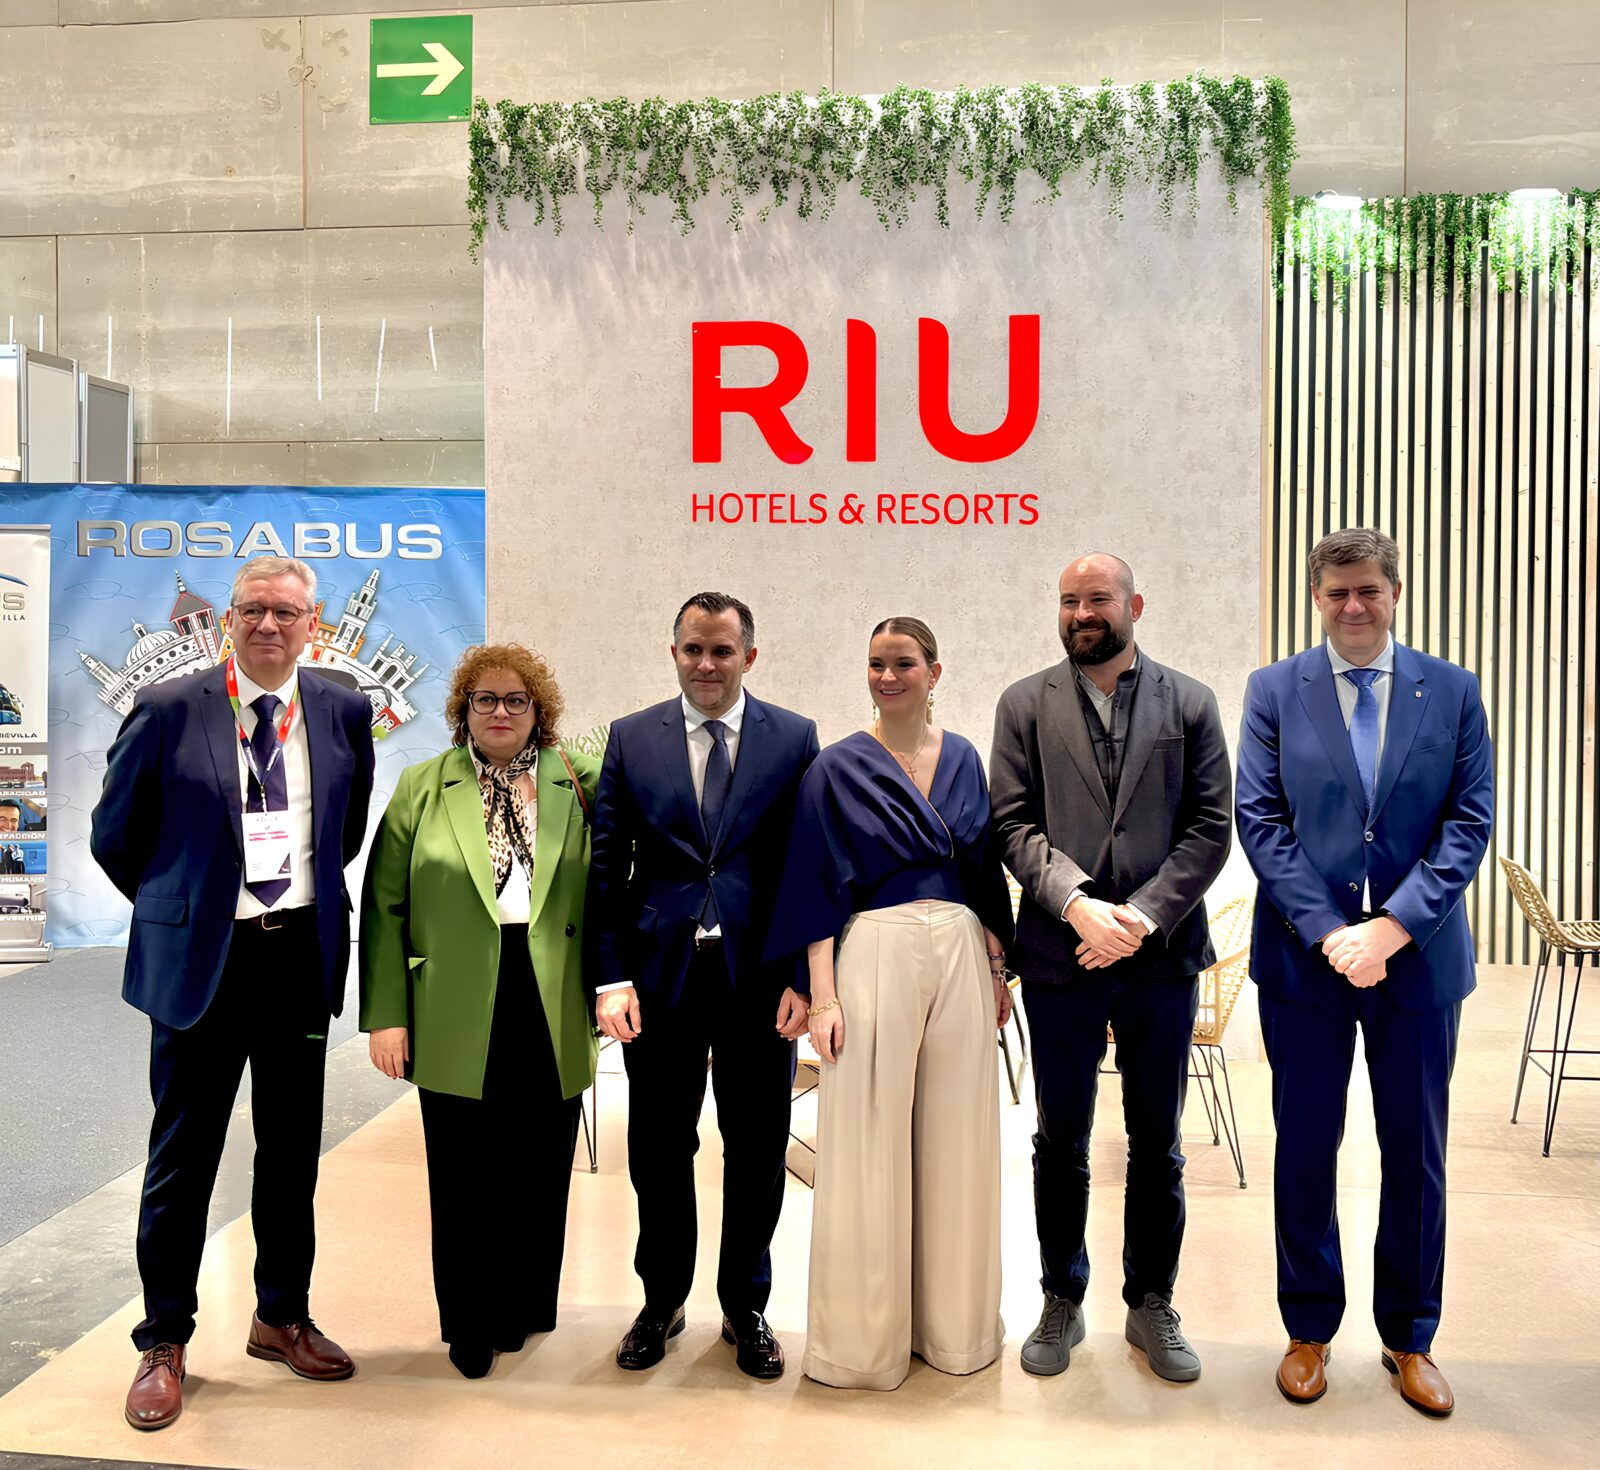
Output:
[242, 811, 294, 884]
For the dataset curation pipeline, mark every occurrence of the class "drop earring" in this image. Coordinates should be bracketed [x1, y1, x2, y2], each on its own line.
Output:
[926, 691, 935, 725]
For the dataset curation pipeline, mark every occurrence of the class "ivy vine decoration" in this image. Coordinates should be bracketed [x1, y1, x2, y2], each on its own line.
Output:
[466, 75, 1296, 260]
[1278, 190, 1600, 307]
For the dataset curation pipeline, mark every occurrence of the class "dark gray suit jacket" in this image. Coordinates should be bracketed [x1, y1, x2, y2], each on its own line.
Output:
[990, 652, 1232, 982]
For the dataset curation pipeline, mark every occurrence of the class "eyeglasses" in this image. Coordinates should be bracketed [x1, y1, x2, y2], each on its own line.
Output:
[468, 691, 532, 715]
[233, 603, 311, 625]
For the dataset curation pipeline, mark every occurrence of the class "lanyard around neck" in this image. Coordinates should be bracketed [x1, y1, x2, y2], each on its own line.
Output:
[225, 656, 298, 790]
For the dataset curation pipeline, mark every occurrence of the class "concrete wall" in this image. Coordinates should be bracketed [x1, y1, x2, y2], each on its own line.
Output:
[3, 0, 1598, 486]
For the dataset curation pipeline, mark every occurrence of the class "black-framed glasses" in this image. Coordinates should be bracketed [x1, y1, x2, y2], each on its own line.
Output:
[232, 602, 312, 625]
[468, 690, 532, 715]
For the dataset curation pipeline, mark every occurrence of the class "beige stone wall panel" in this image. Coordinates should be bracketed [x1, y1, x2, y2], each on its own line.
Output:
[305, 0, 833, 228]
[0, 237, 58, 354]
[0, 19, 307, 236]
[58, 226, 482, 445]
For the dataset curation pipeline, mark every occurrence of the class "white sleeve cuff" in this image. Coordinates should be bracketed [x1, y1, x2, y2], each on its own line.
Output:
[1126, 903, 1157, 934]
[594, 981, 635, 995]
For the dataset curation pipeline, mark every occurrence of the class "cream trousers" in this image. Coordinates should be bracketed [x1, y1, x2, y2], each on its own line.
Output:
[803, 899, 1004, 1390]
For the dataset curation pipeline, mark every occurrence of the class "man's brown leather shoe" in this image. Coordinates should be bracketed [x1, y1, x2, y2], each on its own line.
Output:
[125, 1343, 185, 1430]
[246, 1314, 355, 1381]
[1276, 1339, 1330, 1404]
[1382, 1348, 1454, 1417]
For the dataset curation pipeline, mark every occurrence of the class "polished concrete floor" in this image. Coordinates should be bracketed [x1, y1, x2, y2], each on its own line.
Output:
[0, 960, 1594, 1470]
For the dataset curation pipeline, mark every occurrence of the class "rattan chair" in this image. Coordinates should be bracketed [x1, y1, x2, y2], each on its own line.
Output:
[1189, 893, 1254, 1189]
[1498, 857, 1600, 1156]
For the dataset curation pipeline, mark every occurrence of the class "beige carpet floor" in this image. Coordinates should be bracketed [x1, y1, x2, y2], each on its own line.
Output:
[0, 964, 1594, 1469]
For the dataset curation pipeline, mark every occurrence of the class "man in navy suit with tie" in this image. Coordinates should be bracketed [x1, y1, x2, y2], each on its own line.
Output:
[1236, 528, 1493, 1418]
[92, 556, 375, 1430]
[589, 592, 819, 1379]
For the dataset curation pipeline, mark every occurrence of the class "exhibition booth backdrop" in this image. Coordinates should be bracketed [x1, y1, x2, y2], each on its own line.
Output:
[476, 80, 1283, 786]
[0, 484, 486, 950]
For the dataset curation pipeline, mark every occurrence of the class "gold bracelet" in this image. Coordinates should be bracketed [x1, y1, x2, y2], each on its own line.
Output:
[807, 998, 839, 1018]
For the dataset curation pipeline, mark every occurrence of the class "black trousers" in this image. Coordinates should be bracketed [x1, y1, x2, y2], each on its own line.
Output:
[1022, 972, 1199, 1310]
[622, 944, 795, 1316]
[133, 909, 330, 1350]
[1260, 987, 1460, 1352]
[417, 928, 581, 1347]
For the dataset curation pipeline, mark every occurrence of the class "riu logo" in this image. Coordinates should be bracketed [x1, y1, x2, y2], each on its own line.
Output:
[691, 315, 1042, 465]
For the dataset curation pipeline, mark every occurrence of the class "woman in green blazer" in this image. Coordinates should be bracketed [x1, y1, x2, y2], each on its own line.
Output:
[360, 642, 599, 1380]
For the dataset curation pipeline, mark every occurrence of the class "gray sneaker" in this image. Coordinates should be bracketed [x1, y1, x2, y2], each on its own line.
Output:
[1124, 1294, 1201, 1382]
[1019, 1292, 1085, 1376]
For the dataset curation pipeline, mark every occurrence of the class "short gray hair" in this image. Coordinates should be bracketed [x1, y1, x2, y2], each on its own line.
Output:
[231, 555, 317, 607]
[1308, 529, 1400, 589]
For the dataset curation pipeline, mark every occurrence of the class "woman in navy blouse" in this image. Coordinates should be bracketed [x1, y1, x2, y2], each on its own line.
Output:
[769, 617, 1014, 1391]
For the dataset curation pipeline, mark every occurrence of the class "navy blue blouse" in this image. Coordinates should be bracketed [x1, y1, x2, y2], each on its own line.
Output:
[767, 729, 1015, 971]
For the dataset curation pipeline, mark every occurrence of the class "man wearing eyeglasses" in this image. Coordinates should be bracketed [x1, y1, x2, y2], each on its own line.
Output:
[92, 555, 375, 1431]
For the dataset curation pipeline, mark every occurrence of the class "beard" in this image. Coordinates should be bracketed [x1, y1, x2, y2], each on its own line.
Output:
[1062, 619, 1130, 666]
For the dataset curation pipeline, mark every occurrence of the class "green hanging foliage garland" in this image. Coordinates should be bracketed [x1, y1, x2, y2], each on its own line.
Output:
[466, 75, 1296, 260]
[1278, 190, 1600, 306]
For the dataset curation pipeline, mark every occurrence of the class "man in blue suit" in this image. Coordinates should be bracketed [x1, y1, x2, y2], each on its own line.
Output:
[92, 556, 374, 1431]
[1236, 528, 1493, 1419]
[589, 591, 819, 1379]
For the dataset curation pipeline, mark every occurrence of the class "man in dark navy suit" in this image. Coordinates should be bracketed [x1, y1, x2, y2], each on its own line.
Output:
[589, 591, 819, 1379]
[1236, 528, 1493, 1419]
[92, 556, 374, 1431]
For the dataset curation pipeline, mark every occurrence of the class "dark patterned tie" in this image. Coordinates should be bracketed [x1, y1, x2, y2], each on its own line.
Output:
[698, 719, 731, 927]
[245, 692, 291, 907]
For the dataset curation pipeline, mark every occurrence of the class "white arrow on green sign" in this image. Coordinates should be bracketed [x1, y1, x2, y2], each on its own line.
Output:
[370, 15, 472, 125]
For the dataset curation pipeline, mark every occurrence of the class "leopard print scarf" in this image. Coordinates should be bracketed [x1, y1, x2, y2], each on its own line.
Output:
[470, 740, 538, 896]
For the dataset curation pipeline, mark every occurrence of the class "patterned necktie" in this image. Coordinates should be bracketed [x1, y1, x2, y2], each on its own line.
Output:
[1341, 668, 1381, 814]
[698, 719, 731, 928]
[246, 692, 291, 906]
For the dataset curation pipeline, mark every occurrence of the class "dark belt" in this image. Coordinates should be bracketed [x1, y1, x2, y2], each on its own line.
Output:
[694, 933, 723, 953]
[236, 904, 316, 933]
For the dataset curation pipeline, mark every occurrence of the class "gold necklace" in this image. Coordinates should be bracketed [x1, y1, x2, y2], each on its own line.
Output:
[873, 718, 928, 778]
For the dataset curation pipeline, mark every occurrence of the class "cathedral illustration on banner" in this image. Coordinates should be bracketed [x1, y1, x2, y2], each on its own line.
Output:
[78, 570, 428, 735]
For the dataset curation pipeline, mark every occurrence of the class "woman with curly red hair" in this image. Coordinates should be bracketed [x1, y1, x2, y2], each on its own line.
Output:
[359, 643, 599, 1379]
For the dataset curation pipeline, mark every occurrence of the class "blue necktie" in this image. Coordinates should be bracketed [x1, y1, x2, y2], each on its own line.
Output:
[1341, 668, 1381, 814]
[246, 692, 291, 907]
[698, 720, 731, 927]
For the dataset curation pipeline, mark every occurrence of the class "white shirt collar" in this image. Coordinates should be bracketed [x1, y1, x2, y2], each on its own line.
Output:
[1326, 635, 1395, 678]
[234, 660, 299, 710]
[682, 689, 746, 734]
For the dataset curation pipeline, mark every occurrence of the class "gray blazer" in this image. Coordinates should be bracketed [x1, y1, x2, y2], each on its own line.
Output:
[989, 652, 1232, 982]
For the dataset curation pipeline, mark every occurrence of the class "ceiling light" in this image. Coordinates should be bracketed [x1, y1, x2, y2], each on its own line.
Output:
[1312, 190, 1364, 211]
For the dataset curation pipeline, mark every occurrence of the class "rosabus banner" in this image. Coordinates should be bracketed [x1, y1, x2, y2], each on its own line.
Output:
[0, 524, 52, 961]
[0, 485, 486, 948]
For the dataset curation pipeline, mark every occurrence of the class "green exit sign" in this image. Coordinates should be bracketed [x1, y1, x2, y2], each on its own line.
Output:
[370, 15, 473, 125]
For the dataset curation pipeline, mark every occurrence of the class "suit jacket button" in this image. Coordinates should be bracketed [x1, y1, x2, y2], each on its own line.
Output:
[708, 866, 716, 877]
[1364, 830, 1374, 842]
[1348, 882, 1359, 891]
[565, 923, 576, 937]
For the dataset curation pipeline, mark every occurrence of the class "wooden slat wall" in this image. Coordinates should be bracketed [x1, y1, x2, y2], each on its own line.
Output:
[1265, 245, 1599, 963]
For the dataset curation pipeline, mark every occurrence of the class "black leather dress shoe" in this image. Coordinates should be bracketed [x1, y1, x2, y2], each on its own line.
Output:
[721, 1311, 785, 1380]
[616, 1306, 685, 1371]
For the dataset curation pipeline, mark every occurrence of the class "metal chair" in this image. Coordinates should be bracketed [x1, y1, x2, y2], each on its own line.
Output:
[1088, 892, 1255, 1189]
[1498, 857, 1600, 1156]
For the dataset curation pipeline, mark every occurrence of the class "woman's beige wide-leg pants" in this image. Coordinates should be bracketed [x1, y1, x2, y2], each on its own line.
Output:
[802, 900, 1004, 1390]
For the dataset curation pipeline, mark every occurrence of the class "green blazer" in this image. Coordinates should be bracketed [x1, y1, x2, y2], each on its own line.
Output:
[359, 743, 600, 1101]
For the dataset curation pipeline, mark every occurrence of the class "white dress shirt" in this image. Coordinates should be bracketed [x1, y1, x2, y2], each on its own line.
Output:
[233, 663, 314, 917]
[1326, 634, 1395, 913]
[596, 692, 746, 995]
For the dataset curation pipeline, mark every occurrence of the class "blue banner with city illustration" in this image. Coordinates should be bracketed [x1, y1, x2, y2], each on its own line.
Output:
[0, 485, 486, 948]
